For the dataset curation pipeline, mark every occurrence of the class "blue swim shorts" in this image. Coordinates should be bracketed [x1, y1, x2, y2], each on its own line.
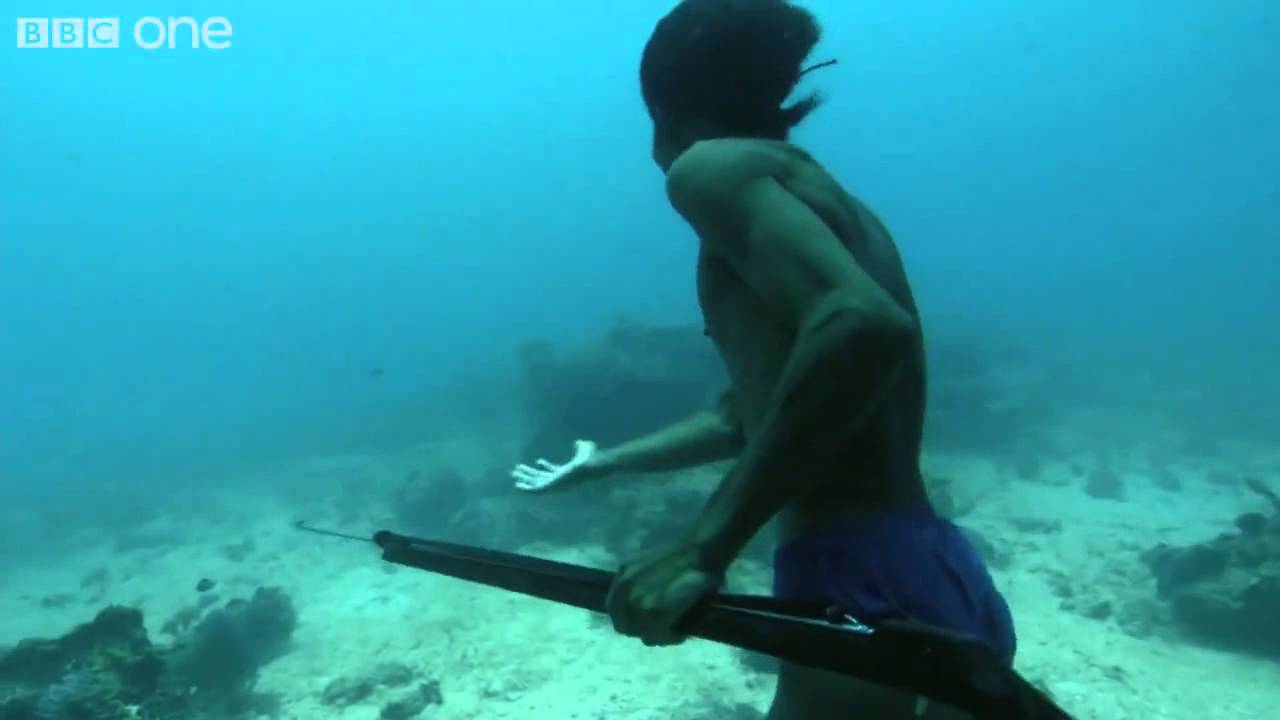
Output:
[772, 507, 1017, 664]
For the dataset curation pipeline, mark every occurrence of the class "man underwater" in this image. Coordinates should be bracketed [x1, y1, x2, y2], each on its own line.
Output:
[512, 1, 1016, 717]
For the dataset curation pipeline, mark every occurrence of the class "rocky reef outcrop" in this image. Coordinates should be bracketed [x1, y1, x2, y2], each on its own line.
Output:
[1139, 478, 1280, 659]
[516, 318, 724, 461]
[0, 586, 297, 720]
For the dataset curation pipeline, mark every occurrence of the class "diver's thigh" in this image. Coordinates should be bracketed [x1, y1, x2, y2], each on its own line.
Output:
[767, 661, 922, 719]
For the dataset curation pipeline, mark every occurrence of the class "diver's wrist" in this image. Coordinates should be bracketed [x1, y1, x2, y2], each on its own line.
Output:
[584, 446, 621, 478]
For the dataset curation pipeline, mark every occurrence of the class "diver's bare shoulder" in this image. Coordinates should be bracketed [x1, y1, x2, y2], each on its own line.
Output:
[666, 138, 802, 190]
[663, 138, 828, 251]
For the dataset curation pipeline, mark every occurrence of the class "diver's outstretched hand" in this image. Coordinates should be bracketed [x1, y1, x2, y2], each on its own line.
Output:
[512, 439, 605, 492]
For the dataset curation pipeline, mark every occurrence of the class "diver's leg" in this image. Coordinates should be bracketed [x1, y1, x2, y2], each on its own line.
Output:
[764, 661, 939, 720]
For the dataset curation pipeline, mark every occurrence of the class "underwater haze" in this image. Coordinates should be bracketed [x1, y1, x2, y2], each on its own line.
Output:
[1, 1, 1279, 719]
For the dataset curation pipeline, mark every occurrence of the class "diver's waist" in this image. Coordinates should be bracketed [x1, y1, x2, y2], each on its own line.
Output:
[776, 502, 943, 549]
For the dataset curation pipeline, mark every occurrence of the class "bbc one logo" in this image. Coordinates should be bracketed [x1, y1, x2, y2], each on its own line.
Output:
[16, 17, 233, 50]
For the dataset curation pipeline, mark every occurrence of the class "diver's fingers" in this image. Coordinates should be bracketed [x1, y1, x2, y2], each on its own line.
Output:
[516, 477, 550, 491]
[536, 459, 560, 472]
[513, 466, 558, 487]
[511, 465, 545, 482]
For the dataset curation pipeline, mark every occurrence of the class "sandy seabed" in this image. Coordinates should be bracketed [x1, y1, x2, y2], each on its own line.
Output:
[3, 440, 1278, 720]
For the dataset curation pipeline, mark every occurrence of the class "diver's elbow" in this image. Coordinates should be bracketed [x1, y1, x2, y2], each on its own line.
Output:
[866, 302, 916, 355]
[827, 300, 916, 362]
[804, 291, 914, 349]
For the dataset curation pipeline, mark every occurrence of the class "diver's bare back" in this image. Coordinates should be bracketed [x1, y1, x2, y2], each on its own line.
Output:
[691, 139, 928, 542]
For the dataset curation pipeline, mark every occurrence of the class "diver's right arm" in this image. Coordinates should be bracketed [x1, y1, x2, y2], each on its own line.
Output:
[592, 390, 745, 476]
[513, 390, 744, 492]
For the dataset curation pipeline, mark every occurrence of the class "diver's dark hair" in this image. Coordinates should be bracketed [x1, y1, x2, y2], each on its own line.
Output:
[640, 0, 825, 140]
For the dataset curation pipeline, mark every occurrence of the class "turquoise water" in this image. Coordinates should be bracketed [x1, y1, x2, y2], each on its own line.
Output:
[2, 2, 1278, 718]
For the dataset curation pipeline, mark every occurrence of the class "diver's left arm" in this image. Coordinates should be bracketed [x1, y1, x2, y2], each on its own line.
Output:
[665, 149, 916, 571]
